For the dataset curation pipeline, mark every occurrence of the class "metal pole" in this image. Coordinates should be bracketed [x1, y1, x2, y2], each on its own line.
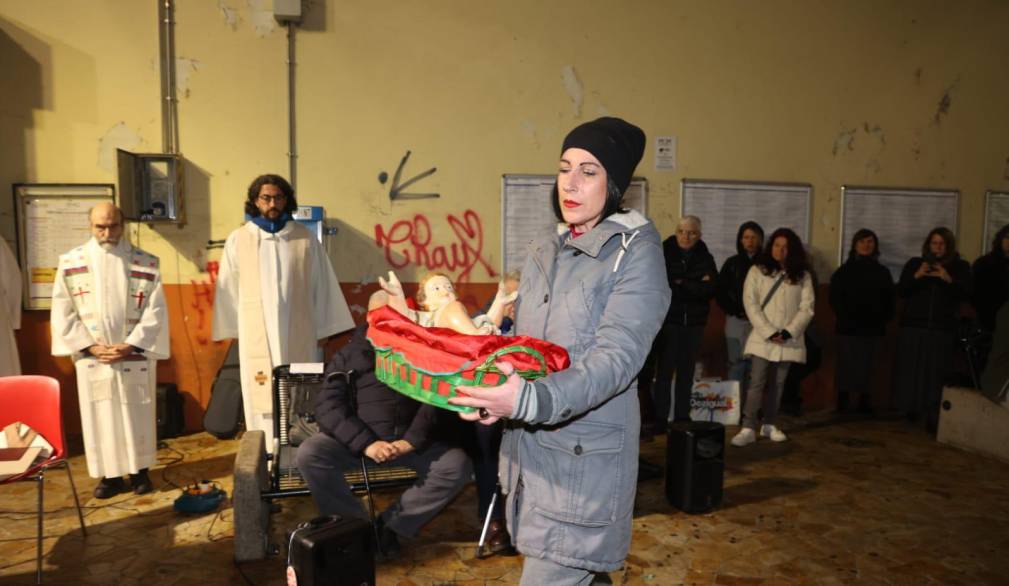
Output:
[158, 0, 178, 154]
[287, 22, 297, 189]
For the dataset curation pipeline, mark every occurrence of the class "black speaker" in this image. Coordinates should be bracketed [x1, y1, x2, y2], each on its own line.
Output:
[665, 421, 724, 513]
[155, 383, 184, 440]
[287, 515, 375, 586]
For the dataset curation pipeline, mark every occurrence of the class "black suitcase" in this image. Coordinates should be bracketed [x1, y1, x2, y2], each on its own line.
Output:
[204, 342, 244, 439]
[666, 421, 724, 513]
[156, 383, 185, 440]
[287, 514, 374, 586]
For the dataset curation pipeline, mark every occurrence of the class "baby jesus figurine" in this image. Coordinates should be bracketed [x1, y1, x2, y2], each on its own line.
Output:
[378, 271, 517, 335]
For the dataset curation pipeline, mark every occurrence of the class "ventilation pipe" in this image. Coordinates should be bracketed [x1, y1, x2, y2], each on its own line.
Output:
[158, 0, 179, 154]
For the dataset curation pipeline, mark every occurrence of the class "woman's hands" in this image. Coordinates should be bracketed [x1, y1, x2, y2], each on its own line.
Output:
[915, 261, 952, 283]
[448, 361, 523, 425]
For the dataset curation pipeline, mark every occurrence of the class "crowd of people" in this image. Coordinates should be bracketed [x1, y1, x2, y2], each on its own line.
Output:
[642, 215, 1008, 447]
[3, 113, 1001, 584]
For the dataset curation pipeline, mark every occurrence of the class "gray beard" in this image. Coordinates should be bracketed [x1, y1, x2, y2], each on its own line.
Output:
[99, 241, 117, 251]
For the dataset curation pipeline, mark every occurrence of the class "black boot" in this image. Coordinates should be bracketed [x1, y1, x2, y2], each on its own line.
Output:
[855, 394, 874, 416]
[130, 469, 153, 495]
[479, 519, 517, 558]
[637, 458, 663, 482]
[93, 476, 126, 499]
[374, 516, 401, 560]
[836, 391, 850, 413]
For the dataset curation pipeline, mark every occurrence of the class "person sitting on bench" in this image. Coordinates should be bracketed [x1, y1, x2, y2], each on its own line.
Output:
[295, 291, 473, 559]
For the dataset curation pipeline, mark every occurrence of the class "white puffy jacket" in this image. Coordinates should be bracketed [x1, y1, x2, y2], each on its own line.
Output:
[742, 265, 815, 363]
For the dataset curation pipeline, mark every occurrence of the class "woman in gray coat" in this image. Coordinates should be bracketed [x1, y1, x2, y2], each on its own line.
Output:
[450, 117, 671, 584]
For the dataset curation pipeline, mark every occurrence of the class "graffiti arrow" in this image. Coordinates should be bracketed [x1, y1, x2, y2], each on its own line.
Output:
[389, 150, 440, 201]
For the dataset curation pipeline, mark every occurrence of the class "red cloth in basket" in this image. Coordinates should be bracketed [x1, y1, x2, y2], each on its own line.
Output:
[366, 305, 569, 393]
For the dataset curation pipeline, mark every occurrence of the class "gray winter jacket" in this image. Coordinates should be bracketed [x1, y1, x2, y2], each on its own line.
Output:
[500, 209, 671, 572]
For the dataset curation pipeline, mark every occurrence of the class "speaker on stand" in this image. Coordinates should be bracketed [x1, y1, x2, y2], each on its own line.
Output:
[665, 421, 724, 513]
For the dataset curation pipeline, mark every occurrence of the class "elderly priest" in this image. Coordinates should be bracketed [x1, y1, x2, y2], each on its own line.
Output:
[50, 203, 170, 498]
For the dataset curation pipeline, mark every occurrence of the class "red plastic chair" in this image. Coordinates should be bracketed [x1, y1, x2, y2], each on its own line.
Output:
[0, 375, 87, 584]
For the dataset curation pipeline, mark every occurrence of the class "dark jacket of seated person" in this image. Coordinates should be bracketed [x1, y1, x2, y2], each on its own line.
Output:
[314, 323, 438, 453]
[296, 322, 472, 540]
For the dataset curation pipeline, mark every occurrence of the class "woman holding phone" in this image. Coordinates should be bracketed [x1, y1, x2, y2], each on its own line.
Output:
[894, 227, 971, 432]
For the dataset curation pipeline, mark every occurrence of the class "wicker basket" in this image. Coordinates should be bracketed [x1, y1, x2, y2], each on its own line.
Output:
[373, 344, 548, 413]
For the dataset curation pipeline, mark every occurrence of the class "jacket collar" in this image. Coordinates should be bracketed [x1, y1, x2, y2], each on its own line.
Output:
[555, 209, 650, 258]
[245, 219, 297, 240]
[667, 237, 710, 260]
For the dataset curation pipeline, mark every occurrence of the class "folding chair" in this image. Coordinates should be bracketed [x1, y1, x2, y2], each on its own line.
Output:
[0, 375, 87, 585]
[265, 365, 322, 499]
[265, 364, 417, 558]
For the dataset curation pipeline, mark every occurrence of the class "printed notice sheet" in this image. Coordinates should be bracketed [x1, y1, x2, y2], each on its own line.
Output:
[840, 186, 958, 281]
[15, 185, 115, 310]
[984, 191, 1009, 251]
[681, 180, 812, 268]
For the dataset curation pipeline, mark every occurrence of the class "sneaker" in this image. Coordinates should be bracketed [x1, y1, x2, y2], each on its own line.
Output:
[730, 428, 756, 447]
[93, 476, 126, 499]
[759, 424, 787, 442]
[130, 469, 154, 495]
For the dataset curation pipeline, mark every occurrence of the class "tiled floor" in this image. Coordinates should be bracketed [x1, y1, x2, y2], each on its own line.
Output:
[2, 414, 1008, 585]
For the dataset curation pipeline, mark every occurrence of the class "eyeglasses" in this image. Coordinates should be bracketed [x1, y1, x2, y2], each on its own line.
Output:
[258, 194, 287, 204]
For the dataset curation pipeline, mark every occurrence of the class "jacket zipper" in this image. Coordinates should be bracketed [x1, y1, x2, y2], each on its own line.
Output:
[927, 274, 935, 330]
[682, 258, 688, 324]
[507, 245, 556, 494]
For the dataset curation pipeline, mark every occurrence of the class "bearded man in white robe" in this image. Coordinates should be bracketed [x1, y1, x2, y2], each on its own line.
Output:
[212, 174, 354, 452]
[50, 203, 170, 499]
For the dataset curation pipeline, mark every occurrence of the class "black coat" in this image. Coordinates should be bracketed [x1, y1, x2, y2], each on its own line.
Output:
[828, 256, 895, 336]
[897, 257, 971, 331]
[972, 252, 1009, 332]
[313, 323, 437, 456]
[663, 238, 717, 326]
[717, 253, 755, 319]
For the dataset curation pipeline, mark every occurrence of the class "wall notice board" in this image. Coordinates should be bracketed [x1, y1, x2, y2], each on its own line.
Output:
[840, 186, 959, 281]
[680, 179, 812, 268]
[13, 184, 116, 310]
[501, 174, 647, 274]
[984, 191, 1009, 250]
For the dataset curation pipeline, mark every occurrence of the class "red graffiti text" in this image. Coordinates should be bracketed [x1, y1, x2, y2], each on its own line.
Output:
[374, 210, 496, 282]
[189, 261, 220, 344]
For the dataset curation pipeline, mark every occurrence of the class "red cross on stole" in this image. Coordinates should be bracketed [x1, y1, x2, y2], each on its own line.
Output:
[131, 290, 146, 309]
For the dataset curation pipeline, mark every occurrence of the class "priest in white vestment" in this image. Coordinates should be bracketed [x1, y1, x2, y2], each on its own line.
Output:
[212, 174, 354, 452]
[0, 237, 22, 376]
[50, 203, 170, 499]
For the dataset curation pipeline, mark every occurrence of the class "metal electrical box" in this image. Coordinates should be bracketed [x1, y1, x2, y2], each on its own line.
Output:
[292, 205, 324, 242]
[273, 0, 302, 23]
[117, 149, 185, 223]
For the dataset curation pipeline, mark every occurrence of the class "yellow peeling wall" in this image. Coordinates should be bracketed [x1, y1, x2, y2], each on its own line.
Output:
[3, 0, 1008, 284]
[2, 1, 1008, 425]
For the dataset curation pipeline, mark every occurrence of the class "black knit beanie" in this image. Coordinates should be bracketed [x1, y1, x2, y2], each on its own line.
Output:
[561, 117, 646, 195]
